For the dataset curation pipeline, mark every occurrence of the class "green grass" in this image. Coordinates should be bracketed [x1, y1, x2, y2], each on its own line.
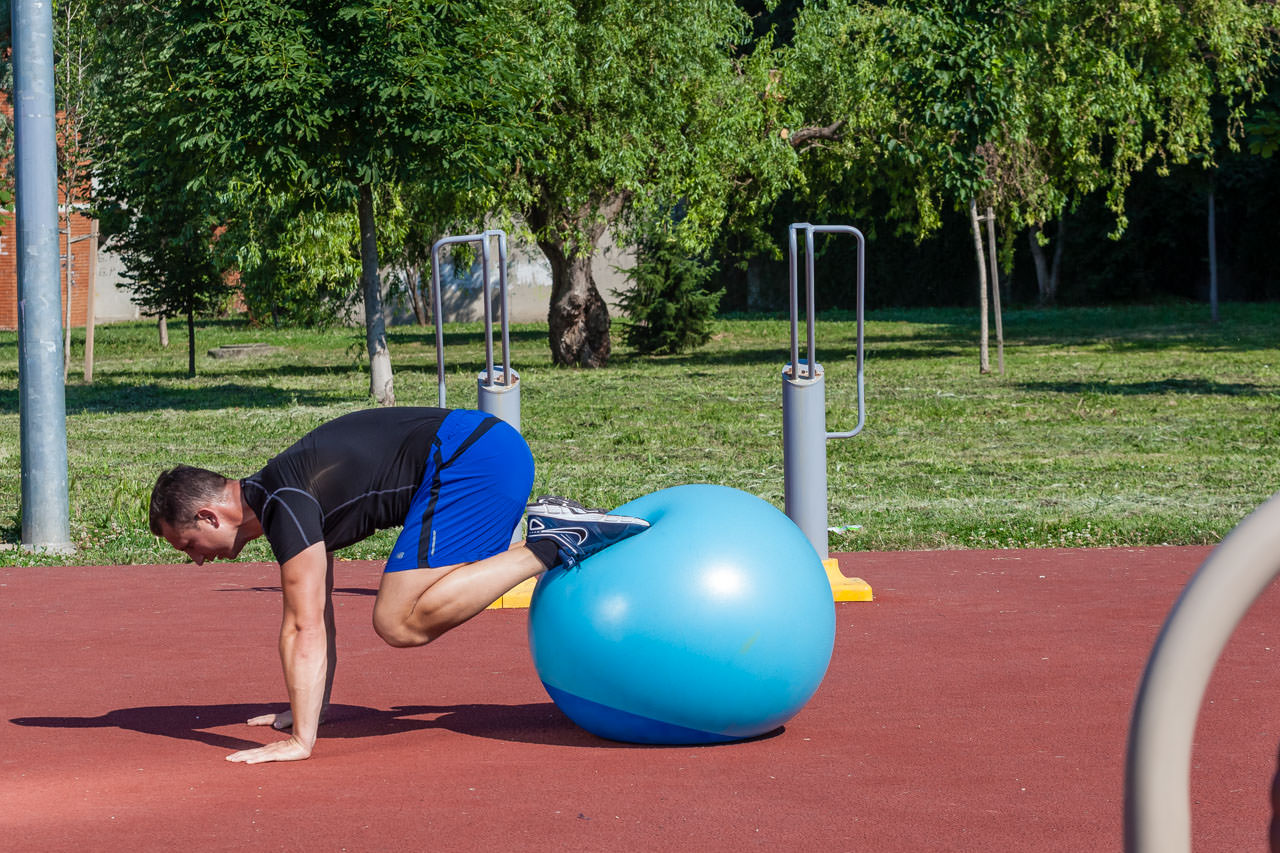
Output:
[2, 303, 1277, 567]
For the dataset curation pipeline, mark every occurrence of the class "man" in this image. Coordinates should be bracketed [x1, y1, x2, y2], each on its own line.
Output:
[149, 407, 648, 765]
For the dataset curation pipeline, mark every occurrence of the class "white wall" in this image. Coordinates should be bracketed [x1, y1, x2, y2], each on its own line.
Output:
[381, 229, 635, 326]
[86, 227, 636, 329]
[91, 239, 142, 323]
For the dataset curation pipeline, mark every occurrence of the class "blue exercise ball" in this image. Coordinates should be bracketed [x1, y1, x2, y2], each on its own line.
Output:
[528, 484, 836, 744]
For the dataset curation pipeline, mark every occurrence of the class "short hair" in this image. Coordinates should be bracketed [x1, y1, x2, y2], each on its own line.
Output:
[149, 465, 230, 535]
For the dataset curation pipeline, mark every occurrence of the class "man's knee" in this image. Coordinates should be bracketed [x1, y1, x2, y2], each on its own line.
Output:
[372, 610, 432, 648]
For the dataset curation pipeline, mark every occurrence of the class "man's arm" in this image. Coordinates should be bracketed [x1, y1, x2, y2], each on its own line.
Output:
[227, 542, 331, 764]
[244, 552, 338, 731]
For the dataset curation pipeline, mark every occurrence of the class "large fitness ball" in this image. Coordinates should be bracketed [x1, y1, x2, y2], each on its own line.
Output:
[528, 484, 836, 744]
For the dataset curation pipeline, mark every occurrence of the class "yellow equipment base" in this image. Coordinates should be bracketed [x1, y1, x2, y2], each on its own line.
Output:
[824, 558, 873, 601]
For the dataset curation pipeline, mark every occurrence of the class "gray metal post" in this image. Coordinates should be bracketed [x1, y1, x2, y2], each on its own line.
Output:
[14, 0, 72, 553]
[782, 361, 829, 556]
[1124, 490, 1280, 853]
[782, 223, 865, 560]
[430, 230, 520, 430]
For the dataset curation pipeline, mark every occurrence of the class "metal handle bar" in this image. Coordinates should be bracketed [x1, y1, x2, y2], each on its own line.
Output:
[493, 230, 512, 390]
[430, 230, 511, 408]
[1125, 490, 1280, 853]
[787, 223, 866, 439]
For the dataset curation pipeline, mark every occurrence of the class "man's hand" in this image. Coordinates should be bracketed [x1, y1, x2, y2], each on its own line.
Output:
[246, 705, 331, 731]
[226, 735, 312, 764]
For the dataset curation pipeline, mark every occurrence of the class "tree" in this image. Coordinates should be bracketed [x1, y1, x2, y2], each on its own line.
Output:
[509, 0, 774, 367]
[990, 0, 1277, 307]
[773, 0, 1279, 363]
[92, 2, 232, 377]
[94, 0, 537, 403]
[0, 16, 14, 210]
[54, 0, 98, 380]
[617, 231, 722, 355]
[105, 196, 228, 378]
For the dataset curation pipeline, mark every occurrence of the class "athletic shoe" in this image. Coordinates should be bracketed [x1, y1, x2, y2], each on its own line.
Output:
[526, 495, 607, 515]
[525, 496, 650, 569]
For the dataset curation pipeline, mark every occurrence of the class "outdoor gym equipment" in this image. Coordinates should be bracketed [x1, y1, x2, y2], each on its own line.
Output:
[1125, 490, 1280, 853]
[782, 223, 866, 563]
[430, 230, 520, 430]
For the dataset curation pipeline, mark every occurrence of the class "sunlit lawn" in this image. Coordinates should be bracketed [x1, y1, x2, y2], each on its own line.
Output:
[1, 302, 1276, 566]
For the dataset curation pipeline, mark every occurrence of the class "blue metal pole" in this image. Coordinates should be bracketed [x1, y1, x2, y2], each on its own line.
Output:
[14, 0, 72, 552]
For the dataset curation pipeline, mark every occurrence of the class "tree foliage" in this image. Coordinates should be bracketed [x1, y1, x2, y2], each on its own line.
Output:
[217, 188, 362, 328]
[80, 0, 1280, 382]
[778, 0, 1280, 236]
[93, 0, 538, 401]
[508, 0, 777, 366]
[95, 182, 229, 378]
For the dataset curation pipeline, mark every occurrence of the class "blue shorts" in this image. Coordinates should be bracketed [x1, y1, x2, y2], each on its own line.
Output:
[385, 410, 533, 571]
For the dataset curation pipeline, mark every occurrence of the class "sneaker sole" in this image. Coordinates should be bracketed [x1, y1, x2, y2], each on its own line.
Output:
[526, 505, 648, 526]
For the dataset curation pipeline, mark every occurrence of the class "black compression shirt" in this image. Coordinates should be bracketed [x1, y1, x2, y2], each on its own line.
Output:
[241, 408, 450, 564]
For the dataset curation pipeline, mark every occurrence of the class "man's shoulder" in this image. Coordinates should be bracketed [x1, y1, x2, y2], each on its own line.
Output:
[240, 471, 317, 511]
[242, 472, 325, 564]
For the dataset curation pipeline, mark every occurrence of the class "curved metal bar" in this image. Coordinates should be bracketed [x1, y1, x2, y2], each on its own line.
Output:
[805, 227, 818, 378]
[782, 222, 867, 559]
[489, 229, 512, 385]
[432, 229, 516, 403]
[480, 234, 495, 383]
[430, 232, 487, 407]
[1125, 491, 1280, 853]
[787, 223, 866, 439]
[820, 225, 865, 439]
[788, 223, 804, 379]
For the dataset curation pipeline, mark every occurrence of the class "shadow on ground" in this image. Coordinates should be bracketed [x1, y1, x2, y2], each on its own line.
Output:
[9, 701, 783, 751]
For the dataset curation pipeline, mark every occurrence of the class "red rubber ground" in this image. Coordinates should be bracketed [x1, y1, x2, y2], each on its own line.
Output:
[4, 546, 1277, 851]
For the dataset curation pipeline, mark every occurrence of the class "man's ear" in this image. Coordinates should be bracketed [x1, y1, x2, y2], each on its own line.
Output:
[194, 508, 219, 527]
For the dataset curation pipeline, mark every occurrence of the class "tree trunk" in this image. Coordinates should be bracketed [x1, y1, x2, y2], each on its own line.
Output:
[1029, 226, 1051, 305]
[1207, 183, 1219, 323]
[358, 183, 395, 405]
[1029, 214, 1066, 306]
[528, 194, 625, 368]
[985, 206, 1004, 376]
[408, 265, 428, 326]
[186, 305, 196, 378]
[1049, 212, 1065, 301]
[83, 218, 98, 383]
[63, 223, 73, 382]
[969, 199, 991, 375]
[158, 315, 169, 347]
[539, 240, 611, 367]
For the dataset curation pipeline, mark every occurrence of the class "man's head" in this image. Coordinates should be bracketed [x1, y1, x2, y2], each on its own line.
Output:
[150, 465, 253, 564]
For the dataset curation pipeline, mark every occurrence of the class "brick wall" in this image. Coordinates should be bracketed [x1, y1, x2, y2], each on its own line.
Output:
[0, 211, 96, 330]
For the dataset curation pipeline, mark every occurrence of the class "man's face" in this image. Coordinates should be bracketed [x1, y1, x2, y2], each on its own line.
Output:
[160, 513, 245, 565]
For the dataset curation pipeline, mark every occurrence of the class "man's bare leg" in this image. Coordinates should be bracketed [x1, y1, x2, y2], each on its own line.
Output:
[371, 544, 546, 647]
